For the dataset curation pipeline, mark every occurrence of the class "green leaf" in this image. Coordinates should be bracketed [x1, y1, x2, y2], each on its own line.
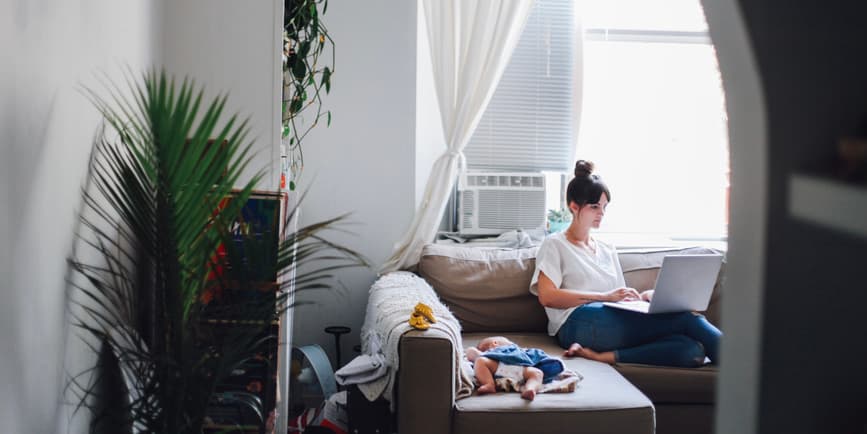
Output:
[327, 111, 332, 126]
[292, 60, 306, 80]
[289, 180, 296, 191]
[321, 67, 331, 93]
[289, 97, 303, 114]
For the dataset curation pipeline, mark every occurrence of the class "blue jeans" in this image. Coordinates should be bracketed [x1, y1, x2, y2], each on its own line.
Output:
[557, 302, 721, 367]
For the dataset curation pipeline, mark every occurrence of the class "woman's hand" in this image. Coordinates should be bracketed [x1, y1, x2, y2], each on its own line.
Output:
[640, 290, 654, 302]
[604, 287, 641, 302]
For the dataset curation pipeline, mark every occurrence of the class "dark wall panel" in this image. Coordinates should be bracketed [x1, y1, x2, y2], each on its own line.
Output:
[736, 1, 867, 433]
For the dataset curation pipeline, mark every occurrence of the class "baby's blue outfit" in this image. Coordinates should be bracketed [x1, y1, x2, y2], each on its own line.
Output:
[482, 344, 564, 383]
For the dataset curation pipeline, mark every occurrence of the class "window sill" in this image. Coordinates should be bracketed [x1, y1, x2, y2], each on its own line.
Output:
[595, 232, 728, 252]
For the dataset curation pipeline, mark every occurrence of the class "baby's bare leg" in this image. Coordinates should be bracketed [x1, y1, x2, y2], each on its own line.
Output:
[474, 357, 498, 394]
[521, 367, 543, 401]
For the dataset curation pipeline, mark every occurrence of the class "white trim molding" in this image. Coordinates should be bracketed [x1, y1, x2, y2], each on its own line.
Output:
[702, 1, 768, 434]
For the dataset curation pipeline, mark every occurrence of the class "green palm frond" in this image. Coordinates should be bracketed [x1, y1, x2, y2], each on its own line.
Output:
[68, 69, 366, 434]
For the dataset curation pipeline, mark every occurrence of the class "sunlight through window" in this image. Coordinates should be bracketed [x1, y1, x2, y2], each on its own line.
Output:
[576, 0, 729, 241]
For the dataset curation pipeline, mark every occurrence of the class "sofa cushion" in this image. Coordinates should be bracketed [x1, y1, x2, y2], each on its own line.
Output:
[419, 243, 726, 332]
[418, 244, 548, 333]
[455, 333, 654, 434]
[614, 363, 717, 404]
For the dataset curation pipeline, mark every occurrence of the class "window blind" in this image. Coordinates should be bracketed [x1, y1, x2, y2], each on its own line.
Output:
[464, 0, 576, 173]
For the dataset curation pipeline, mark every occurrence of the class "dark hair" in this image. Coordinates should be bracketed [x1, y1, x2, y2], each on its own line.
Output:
[566, 160, 611, 207]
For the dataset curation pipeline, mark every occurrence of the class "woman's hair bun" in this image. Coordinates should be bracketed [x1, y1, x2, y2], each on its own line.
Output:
[574, 160, 595, 178]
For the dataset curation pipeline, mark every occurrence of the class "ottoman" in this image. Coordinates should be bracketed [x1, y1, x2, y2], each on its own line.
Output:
[452, 333, 655, 434]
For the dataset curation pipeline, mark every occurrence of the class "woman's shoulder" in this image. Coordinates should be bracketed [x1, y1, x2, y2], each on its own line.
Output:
[594, 237, 615, 250]
[539, 231, 569, 251]
[594, 237, 620, 256]
[542, 231, 568, 245]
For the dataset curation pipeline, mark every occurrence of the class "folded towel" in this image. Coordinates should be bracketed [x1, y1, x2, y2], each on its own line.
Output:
[335, 353, 389, 386]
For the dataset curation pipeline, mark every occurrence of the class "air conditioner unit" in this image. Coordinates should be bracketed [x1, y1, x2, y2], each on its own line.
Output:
[457, 172, 547, 236]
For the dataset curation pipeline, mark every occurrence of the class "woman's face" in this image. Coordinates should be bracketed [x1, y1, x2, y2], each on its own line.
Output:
[571, 194, 609, 230]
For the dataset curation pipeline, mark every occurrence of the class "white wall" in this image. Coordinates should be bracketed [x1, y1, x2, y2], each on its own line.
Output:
[0, 0, 160, 432]
[161, 0, 282, 190]
[290, 1, 419, 361]
[1, 1, 415, 428]
[415, 2, 447, 208]
[159, 0, 427, 372]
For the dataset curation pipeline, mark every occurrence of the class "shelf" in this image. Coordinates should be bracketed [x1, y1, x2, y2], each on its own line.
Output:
[203, 318, 279, 326]
[788, 174, 867, 238]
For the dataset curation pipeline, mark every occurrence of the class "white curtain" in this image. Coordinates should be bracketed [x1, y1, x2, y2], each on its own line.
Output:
[380, 0, 534, 273]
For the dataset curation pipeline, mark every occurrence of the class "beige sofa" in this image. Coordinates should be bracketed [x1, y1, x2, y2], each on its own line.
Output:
[395, 243, 723, 434]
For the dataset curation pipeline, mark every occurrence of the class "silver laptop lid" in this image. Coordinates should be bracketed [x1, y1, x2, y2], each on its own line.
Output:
[648, 254, 723, 314]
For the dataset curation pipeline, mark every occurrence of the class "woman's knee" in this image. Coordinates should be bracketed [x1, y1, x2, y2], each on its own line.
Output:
[672, 337, 706, 367]
[674, 311, 701, 326]
[679, 312, 716, 331]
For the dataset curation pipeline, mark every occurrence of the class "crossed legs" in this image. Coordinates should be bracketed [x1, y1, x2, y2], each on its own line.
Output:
[559, 302, 721, 367]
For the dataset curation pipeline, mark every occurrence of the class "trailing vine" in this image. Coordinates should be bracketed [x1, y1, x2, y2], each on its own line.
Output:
[283, 0, 334, 190]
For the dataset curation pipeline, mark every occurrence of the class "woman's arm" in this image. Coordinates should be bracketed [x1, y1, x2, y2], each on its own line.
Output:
[536, 272, 640, 309]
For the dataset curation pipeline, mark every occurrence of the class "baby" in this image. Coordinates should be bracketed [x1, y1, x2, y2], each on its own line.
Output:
[465, 336, 563, 401]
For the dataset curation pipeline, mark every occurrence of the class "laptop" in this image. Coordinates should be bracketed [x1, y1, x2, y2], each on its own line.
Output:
[603, 254, 723, 314]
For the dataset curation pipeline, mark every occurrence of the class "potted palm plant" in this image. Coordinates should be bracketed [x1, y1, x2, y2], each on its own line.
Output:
[67, 70, 364, 433]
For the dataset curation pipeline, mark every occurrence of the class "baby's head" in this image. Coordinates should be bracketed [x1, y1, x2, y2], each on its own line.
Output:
[477, 336, 514, 352]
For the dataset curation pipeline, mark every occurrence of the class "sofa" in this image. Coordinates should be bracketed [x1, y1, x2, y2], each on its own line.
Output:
[394, 243, 724, 434]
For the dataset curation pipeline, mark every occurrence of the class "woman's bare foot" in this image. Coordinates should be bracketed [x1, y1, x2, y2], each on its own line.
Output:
[563, 343, 616, 364]
[520, 387, 537, 401]
[476, 383, 496, 394]
[563, 343, 583, 357]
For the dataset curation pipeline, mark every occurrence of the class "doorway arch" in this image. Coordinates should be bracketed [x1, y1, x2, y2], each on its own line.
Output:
[701, 1, 767, 433]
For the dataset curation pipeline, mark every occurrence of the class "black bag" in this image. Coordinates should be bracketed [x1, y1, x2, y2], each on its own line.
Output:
[347, 385, 394, 434]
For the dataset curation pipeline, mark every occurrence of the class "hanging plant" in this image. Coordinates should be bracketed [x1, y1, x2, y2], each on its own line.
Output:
[282, 0, 334, 191]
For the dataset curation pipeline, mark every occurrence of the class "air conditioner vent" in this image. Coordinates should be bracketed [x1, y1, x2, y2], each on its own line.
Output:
[461, 190, 475, 229]
[458, 172, 546, 236]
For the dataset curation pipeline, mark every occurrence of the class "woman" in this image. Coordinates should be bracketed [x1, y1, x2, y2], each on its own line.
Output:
[530, 160, 721, 367]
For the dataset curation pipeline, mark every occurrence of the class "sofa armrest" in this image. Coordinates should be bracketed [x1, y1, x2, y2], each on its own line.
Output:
[397, 329, 455, 434]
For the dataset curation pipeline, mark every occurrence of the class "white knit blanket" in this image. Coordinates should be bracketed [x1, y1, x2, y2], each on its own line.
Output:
[359, 271, 474, 409]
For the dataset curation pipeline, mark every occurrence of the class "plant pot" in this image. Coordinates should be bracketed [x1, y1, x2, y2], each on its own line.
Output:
[548, 221, 570, 233]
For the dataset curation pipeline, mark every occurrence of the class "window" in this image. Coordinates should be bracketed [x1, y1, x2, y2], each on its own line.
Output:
[463, 0, 577, 174]
[577, 0, 729, 242]
[460, 0, 728, 244]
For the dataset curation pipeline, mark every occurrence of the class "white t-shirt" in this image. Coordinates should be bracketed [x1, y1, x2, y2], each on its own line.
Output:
[530, 232, 626, 336]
